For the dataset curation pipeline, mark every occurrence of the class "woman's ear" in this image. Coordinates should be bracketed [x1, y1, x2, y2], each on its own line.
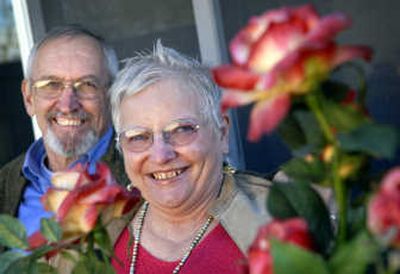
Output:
[220, 114, 230, 154]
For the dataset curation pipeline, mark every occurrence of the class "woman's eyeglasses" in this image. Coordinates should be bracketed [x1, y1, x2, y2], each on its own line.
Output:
[117, 119, 200, 152]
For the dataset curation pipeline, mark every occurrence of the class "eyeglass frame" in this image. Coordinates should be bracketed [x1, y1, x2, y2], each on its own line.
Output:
[116, 119, 201, 153]
[29, 77, 107, 100]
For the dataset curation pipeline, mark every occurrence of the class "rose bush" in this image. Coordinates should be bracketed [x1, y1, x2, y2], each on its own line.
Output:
[0, 162, 140, 274]
[213, 3, 400, 274]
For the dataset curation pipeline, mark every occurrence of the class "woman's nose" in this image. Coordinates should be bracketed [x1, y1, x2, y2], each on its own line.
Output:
[149, 135, 177, 164]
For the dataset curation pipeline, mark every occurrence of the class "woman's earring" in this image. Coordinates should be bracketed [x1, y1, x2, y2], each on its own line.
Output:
[223, 163, 236, 175]
[127, 182, 135, 192]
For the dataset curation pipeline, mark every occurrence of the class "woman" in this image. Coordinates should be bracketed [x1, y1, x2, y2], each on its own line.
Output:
[109, 41, 272, 273]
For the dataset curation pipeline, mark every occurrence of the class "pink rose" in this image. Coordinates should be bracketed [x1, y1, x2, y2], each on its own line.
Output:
[212, 4, 372, 141]
[368, 168, 400, 247]
[247, 218, 315, 274]
[41, 162, 140, 239]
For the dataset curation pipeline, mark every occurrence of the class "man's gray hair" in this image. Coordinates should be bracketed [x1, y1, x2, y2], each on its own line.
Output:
[110, 40, 223, 134]
[25, 24, 118, 81]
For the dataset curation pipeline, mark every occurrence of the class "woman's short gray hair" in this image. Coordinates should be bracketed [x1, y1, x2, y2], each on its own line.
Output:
[25, 25, 118, 81]
[110, 40, 223, 133]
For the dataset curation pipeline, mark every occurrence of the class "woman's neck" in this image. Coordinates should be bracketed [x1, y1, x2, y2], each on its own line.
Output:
[139, 195, 218, 261]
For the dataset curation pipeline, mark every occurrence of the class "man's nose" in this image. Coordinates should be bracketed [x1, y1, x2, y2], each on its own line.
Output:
[149, 135, 177, 164]
[56, 86, 80, 112]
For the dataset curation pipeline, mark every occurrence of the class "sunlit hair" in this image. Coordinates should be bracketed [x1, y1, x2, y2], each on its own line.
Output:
[109, 40, 223, 134]
[25, 24, 118, 81]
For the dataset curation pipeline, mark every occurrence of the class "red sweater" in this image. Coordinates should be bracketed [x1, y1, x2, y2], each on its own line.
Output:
[112, 223, 246, 273]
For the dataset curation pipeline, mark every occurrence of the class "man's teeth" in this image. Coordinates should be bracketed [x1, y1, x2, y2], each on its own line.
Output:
[152, 169, 183, 180]
[56, 117, 82, 126]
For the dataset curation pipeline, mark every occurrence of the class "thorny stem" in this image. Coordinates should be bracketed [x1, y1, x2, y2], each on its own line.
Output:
[305, 91, 347, 246]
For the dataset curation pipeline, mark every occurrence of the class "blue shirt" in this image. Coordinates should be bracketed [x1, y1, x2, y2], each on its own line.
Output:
[18, 127, 114, 236]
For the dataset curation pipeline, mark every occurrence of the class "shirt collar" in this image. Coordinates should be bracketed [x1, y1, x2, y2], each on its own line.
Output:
[22, 126, 114, 192]
[71, 126, 114, 174]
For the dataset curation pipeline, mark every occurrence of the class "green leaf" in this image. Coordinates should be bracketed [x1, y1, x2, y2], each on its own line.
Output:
[0, 251, 25, 274]
[278, 114, 307, 150]
[267, 182, 334, 254]
[28, 245, 57, 260]
[93, 225, 112, 257]
[72, 254, 115, 274]
[271, 239, 329, 274]
[40, 218, 62, 243]
[294, 110, 325, 149]
[3, 256, 57, 274]
[321, 98, 368, 132]
[267, 184, 297, 218]
[329, 231, 379, 274]
[60, 249, 79, 264]
[0, 215, 28, 249]
[281, 157, 327, 184]
[29, 263, 58, 274]
[1, 257, 31, 274]
[338, 122, 399, 158]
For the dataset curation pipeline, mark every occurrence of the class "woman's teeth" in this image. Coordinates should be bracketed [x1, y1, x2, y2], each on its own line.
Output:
[152, 169, 183, 180]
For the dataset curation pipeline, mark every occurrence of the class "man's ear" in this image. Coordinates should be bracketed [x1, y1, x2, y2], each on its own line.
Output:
[220, 114, 230, 154]
[21, 79, 35, 117]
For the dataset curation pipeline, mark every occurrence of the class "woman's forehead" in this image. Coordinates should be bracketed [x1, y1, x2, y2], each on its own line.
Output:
[119, 79, 203, 127]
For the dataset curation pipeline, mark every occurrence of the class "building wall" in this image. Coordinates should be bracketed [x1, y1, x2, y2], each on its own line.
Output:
[39, 0, 200, 59]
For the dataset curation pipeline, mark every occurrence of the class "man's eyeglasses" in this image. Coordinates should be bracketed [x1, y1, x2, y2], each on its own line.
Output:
[31, 78, 104, 100]
[117, 119, 200, 153]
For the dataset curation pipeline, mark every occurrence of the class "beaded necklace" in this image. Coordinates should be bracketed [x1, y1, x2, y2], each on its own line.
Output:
[129, 201, 214, 274]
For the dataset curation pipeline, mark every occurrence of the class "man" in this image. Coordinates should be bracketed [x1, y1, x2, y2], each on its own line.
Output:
[0, 25, 129, 237]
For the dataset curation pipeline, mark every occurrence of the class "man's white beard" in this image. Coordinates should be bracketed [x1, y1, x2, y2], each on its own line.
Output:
[44, 127, 99, 158]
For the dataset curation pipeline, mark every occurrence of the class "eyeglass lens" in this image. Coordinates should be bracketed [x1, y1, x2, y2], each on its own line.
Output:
[119, 121, 200, 152]
[32, 78, 101, 99]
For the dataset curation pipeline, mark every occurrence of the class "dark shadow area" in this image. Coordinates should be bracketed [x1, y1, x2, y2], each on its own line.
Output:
[0, 61, 33, 167]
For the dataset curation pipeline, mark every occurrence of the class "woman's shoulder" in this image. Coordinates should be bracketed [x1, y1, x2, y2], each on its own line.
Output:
[229, 169, 274, 200]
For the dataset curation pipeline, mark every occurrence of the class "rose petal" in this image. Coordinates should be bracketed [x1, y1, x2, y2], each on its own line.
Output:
[381, 168, 400, 197]
[42, 188, 70, 212]
[60, 204, 101, 237]
[28, 231, 47, 249]
[247, 17, 308, 73]
[221, 89, 265, 112]
[212, 65, 260, 90]
[51, 172, 81, 190]
[248, 249, 273, 274]
[307, 13, 351, 44]
[332, 45, 373, 67]
[248, 93, 291, 141]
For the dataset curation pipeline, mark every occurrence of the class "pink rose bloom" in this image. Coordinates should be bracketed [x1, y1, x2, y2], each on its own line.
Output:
[212, 4, 372, 141]
[41, 162, 140, 239]
[368, 168, 400, 247]
[247, 218, 315, 274]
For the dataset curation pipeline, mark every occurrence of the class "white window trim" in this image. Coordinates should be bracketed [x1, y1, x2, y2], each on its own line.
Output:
[12, 0, 45, 139]
[192, 0, 245, 169]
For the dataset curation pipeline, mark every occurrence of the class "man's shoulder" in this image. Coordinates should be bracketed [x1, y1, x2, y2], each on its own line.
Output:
[0, 153, 25, 179]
